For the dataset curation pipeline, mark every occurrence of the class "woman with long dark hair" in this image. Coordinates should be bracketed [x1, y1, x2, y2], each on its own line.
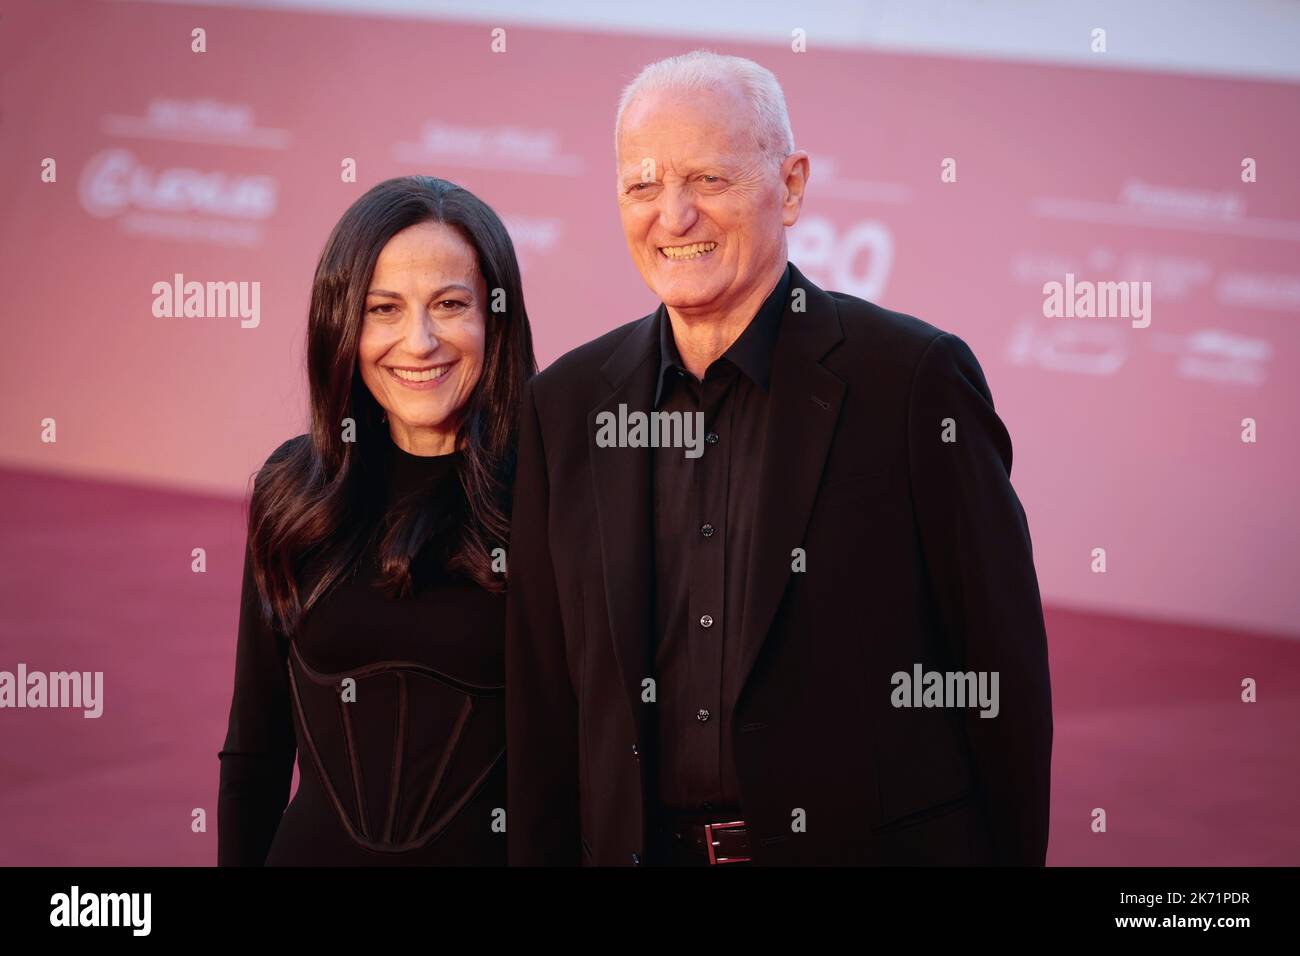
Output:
[217, 176, 535, 865]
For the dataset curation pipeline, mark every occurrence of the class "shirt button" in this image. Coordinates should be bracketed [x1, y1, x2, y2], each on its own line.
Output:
[700, 523, 715, 537]
[705, 431, 719, 444]
[699, 614, 714, 628]
[631, 742, 639, 757]
[697, 708, 711, 722]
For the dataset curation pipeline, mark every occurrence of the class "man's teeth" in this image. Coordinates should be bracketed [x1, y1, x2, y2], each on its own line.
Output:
[660, 242, 717, 260]
[391, 365, 451, 382]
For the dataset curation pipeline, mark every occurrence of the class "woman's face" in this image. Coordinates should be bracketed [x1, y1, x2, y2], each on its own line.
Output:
[359, 221, 488, 455]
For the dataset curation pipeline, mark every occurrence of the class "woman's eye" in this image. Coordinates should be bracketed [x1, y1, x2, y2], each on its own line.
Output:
[368, 300, 466, 316]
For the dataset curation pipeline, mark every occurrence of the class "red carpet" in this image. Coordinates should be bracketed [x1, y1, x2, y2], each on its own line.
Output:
[1, 465, 1296, 865]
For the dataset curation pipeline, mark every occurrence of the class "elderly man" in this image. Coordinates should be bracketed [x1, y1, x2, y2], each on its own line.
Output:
[506, 51, 1052, 866]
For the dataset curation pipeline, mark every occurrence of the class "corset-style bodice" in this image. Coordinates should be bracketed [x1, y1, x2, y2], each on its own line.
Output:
[285, 643, 504, 853]
[259, 435, 507, 865]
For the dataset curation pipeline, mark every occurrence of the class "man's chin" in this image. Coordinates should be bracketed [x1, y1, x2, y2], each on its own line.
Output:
[647, 277, 725, 312]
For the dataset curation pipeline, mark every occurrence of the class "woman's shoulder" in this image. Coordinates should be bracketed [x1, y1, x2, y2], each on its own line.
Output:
[266, 433, 310, 466]
[253, 433, 310, 492]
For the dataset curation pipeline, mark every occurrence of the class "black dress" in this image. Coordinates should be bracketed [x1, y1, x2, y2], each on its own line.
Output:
[217, 433, 506, 865]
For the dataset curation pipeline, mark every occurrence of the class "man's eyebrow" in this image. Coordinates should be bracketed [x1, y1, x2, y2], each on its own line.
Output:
[619, 160, 728, 181]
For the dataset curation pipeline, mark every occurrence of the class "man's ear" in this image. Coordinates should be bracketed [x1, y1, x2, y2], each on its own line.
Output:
[780, 150, 811, 226]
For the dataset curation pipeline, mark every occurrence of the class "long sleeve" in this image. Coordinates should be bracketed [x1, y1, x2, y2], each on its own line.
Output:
[505, 379, 582, 865]
[216, 483, 298, 866]
[907, 332, 1054, 866]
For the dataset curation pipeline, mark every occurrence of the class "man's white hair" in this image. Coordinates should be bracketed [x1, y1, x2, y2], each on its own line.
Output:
[615, 50, 795, 166]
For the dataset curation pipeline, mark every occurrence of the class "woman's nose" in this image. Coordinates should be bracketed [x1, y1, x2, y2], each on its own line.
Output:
[404, 311, 440, 352]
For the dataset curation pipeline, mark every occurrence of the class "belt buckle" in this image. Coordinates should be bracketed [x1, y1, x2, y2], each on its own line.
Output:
[703, 819, 750, 865]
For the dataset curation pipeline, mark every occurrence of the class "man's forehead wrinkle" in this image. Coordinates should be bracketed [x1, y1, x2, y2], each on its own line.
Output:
[618, 136, 743, 178]
[620, 103, 750, 157]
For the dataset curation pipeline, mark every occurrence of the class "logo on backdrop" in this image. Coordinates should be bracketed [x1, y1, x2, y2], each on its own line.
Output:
[80, 98, 284, 247]
[394, 120, 585, 176]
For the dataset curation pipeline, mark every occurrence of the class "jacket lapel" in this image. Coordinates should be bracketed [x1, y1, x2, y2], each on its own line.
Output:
[589, 312, 660, 738]
[735, 264, 846, 697]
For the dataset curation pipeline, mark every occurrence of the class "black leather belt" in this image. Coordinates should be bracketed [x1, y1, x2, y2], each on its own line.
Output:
[661, 817, 752, 864]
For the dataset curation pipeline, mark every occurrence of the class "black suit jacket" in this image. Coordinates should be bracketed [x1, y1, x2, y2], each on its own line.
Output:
[506, 262, 1052, 865]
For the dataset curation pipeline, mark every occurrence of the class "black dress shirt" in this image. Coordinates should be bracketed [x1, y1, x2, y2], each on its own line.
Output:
[651, 262, 791, 814]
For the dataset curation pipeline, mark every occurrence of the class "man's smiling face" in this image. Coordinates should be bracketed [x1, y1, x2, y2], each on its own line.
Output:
[615, 84, 789, 318]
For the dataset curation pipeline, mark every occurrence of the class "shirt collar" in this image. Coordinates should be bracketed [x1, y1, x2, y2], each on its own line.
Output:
[654, 261, 791, 408]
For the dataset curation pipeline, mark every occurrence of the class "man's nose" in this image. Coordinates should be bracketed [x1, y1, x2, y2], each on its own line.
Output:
[658, 183, 699, 236]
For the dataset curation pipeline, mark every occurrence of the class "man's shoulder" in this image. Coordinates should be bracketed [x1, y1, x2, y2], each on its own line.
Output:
[529, 312, 654, 398]
[824, 289, 950, 357]
[818, 287, 992, 397]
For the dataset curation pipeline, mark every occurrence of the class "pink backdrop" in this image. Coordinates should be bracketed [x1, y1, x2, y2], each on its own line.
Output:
[2, 0, 1297, 637]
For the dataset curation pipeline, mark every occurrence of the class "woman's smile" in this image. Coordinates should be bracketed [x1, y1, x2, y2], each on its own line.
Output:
[386, 360, 458, 390]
